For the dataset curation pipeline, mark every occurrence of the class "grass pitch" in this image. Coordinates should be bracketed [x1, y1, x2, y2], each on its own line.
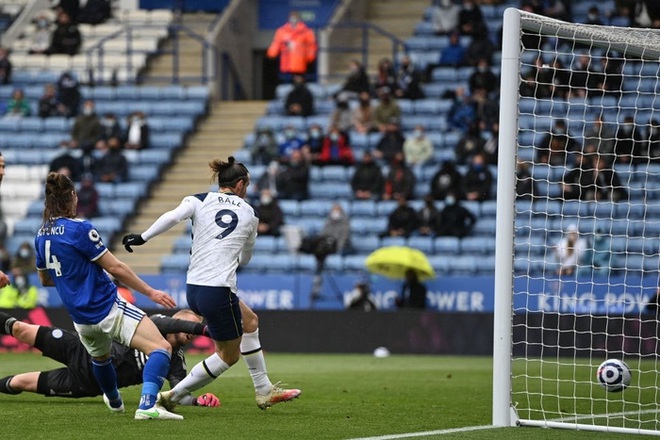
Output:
[0, 353, 652, 439]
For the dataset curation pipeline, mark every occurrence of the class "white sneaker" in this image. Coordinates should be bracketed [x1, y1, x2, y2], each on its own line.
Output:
[134, 404, 183, 420]
[256, 382, 302, 410]
[103, 392, 124, 413]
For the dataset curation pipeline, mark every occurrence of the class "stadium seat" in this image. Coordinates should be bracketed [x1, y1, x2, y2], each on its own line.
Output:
[351, 234, 380, 253]
[407, 236, 434, 254]
[433, 237, 460, 254]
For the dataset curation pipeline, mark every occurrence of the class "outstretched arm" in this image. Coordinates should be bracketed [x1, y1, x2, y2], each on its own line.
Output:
[123, 199, 194, 252]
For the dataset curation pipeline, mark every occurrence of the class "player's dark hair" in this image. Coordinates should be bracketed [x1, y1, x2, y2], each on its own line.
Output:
[42, 172, 76, 225]
[210, 156, 249, 189]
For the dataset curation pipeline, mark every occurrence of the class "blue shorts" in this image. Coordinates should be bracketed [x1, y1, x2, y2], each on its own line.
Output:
[186, 284, 242, 342]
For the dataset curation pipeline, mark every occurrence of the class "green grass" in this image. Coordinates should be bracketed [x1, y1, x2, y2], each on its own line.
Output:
[0, 353, 653, 439]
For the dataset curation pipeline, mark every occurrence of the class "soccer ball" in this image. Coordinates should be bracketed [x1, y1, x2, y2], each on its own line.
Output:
[597, 359, 631, 392]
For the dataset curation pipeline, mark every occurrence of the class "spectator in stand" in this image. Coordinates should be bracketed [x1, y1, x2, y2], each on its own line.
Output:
[54, 0, 80, 23]
[277, 149, 309, 200]
[0, 273, 38, 309]
[585, 155, 627, 202]
[519, 56, 552, 99]
[278, 125, 305, 159]
[373, 58, 399, 96]
[569, 54, 598, 98]
[76, 173, 100, 219]
[463, 152, 493, 201]
[429, 160, 463, 201]
[11, 242, 36, 276]
[38, 84, 62, 118]
[319, 203, 352, 255]
[49, 144, 83, 182]
[374, 118, 405, 164]
[472, 87, 499, 132]
[337, 59, 370, 99]
[583, 113, 616, 160]
[352, 91, 377, 134]
[48, 11, 82, 55]
[318, 125, 354, 167]
[56, 71, 80, 117]
[396, 270, 427, 309]
[595, 56, 623, 98]
[432, 0, 461, 35]
[123, 111, 150, 150]
[631, 0, 660, 28]
[29, 15, 53, 55]
[403, 125, 433, 171]
[328, 93, 352, 136]
[4, 89, 31, 118]
[255, 189, 284, 237]
[458, 0, 486, 36]
[516, 160, 536, 200]
[455, 120, 486, 165]
[535, 119, 579, 166]
[438, 30, 467, 69]
[267, 11, 317, 78]
[256, 160, 282, 197]
[447, 86, 475, 133]
[465, 24, 494, 66]
[351, 151, 384, 200]
[285, 74, 314, 117]
[305, 123, 325, 164]
[584, 5, 604, 25]
[374, 87, 401, 133]
[562, 150, 593, 201]
[381, 196, 419, 238]
[468, 58, 498, 96]
[68, 99, 101, 152]
[436, 191, 476, 238]
[648, 119, 660, 162]
[383, 152, 417, 201]
[97, 112, 122, 147]
[78, 0, 112, 25]
[92, 136, 128, 183]
[417, 195, 441, 236]
[553, 224, 587, 276]
[394, 55, 425, 101]
[613, 115, 645, 165]
[251, 127, 279, 166]
[606, 3, 631, 27]
[0, 48, 11, 85]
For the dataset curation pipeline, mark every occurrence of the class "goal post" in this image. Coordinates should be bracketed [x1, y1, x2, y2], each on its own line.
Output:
[494, 8, 660, 435]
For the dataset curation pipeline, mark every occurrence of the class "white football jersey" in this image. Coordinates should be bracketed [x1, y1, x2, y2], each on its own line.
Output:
[182, 192, 257, 290]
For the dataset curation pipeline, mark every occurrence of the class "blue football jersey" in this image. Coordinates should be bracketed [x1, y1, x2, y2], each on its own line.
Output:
[35, 217, 116, 325]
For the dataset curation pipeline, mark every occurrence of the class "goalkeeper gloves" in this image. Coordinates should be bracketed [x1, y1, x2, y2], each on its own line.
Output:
[195, 393, 220, 407]
[122, 234, 146, 253]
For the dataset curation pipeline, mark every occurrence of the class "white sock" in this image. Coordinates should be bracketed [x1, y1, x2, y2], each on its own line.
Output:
[240, 329, 273, 395]
[170, 353, 229, 402]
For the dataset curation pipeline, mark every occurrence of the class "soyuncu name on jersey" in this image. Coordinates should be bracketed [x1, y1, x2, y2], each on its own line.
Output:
[37, 225, 65, 236]
[218, 195, 241, 207]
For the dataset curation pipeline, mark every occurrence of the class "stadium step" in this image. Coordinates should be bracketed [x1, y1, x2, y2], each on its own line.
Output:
[111, 100, 267, 274]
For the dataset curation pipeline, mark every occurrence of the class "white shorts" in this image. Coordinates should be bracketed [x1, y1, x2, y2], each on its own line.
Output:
[74, 295, 145, 358]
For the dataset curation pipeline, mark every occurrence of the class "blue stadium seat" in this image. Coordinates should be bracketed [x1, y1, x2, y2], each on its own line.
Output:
[309, 183, 352, 199]
[380, 236, 406, 248]
[461, 236, 495, 255]
[350, 200, 376, 217]
[43, 117, 69, 133]
[351, 234, 380, 253]
[343, 254, 367, 272]
[161, 254, 189, 273]
[300, 199, 331, 217]
[185, 86, 210, 101]
[139, 149, 172, 165]
[428, 255, 451, 274]
[160, 85, 186, 100]
[351, 217, 387, 235]
[433, 237, 459, 254]
[254, 236, 279, 253]
[473, 218, 496, 236]
[407, 236, 433, 254]
[449, 256, 477, 275]
[128, 165, 160, 182]
[173, 235, 192, 253]
[278, 199, 300, 217]
[115, 182, 147, 198]
[13, 217, 43, 235]
[376, 200, 397, 217]
[293, 254, 317, 271]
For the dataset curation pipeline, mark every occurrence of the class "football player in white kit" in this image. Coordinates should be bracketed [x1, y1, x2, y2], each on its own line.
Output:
[122, 157, 301, 410]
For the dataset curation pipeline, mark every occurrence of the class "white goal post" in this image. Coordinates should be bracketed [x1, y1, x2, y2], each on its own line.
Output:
[494, 8, 660, 436]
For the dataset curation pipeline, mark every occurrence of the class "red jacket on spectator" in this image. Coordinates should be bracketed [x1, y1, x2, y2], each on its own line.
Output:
[319, 134, 354, 166]
[267, 20, 317, 75]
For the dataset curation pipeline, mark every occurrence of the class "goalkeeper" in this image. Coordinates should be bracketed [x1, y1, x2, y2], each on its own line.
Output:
[0, 309, 220, 408]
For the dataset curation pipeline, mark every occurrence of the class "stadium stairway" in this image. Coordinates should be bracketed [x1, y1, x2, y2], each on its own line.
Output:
[329, 0, 427, 78]
[141, 12, 217, 86]
[111, 100, 267, 274]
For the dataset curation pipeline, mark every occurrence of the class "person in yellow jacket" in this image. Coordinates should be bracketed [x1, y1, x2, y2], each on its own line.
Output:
[0, 274, 38, 309]
[267, 11, 317, 77]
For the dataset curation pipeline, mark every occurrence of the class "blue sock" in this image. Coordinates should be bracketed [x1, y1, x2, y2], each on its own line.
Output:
[91, 358, 120, 405]
[139, 348, 171, 410]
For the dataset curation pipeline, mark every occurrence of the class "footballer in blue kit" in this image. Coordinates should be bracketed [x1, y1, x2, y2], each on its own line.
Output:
[34, 172, 183, 420]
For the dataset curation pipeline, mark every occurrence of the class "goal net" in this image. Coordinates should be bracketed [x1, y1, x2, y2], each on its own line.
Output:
[494, 8, 660, 436]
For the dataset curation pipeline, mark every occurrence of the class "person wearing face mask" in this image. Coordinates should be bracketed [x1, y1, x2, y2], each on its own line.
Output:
[394, 55, 425, 101]
[69, 99, 101, 152]
[403, 125, 433, 172]
[468, 58, 497, 96]
[431, 0, 460, 35]
[266, 11, 317, 79]
[374, 88, 402, 134]
[11, 243, 36, 277]
[352, 91, 376, 134]
[535, 119, 580, 166]
[305, 123, 325, 163]
[277, 149, 310, 200]
[285, 74, 314, 116]
[29, 16, 53, 55]
[123, 111, 150, 150]
[463, 153, 493, 202]
[458, 0, 485, 36]
[47, 11, 82, 55]
[337, 59, 370, 99]
[614, 115, 646, 165]
[92, 136, 128, 183]
[256, 189, 284, 237]
[329, 93, 353, 137]
[56, 71, 81, 117]
[318, 126, 354, 167]
[435, 192, 476, 238]
[251, 128, 279, 165]
[300, 203, 352, 256]
[351, 151, 385, 200]
[383, 152, 417, 201]
[0, 274, 38, 309]
[278, 125, 305, 160]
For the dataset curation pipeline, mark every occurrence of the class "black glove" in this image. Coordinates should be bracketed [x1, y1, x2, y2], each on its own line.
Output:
[122, 234, 146, 253]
